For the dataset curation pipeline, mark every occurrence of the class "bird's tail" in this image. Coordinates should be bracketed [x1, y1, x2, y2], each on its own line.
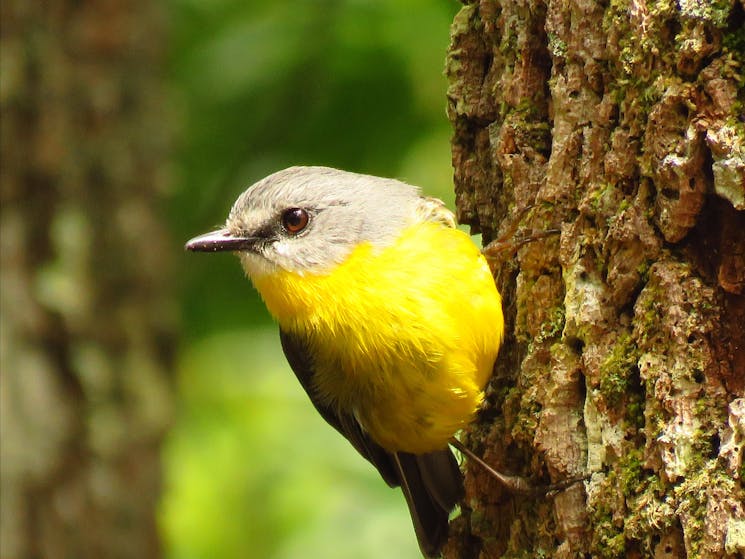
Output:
[394, 449, 464, 558]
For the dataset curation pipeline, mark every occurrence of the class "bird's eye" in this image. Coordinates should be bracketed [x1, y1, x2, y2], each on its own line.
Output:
[281, 208, 309, 234]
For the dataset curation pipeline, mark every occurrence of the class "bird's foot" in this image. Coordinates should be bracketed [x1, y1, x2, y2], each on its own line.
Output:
[449, 438, 588, 497]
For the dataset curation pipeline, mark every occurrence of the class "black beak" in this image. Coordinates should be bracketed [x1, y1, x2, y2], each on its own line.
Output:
[185, 229, 258, 252]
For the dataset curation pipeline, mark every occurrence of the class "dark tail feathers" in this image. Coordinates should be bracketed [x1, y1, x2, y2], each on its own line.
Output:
[394, 448, 464, 558]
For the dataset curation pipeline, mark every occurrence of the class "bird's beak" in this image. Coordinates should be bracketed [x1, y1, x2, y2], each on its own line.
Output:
[185, 229, 258, 252]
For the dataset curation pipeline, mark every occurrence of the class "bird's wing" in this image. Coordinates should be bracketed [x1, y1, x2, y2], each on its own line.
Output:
[279, 327, 464, 557]
[279, 328, 399, 485]
[415, 196, 456, 228]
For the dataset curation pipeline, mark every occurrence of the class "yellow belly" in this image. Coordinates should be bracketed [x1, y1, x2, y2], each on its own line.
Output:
[251, 221, 503, 454]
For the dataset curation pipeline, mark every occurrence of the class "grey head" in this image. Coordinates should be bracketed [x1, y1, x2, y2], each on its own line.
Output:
[185, 166, 454, 277]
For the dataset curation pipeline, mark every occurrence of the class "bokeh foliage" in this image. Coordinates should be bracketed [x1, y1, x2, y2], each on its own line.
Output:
[163, 1, 460, 558]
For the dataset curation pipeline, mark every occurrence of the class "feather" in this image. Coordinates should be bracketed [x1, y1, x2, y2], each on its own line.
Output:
[280, 329, 463, 557]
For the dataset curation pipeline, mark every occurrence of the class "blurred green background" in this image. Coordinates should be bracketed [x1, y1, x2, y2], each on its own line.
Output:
[162, 1, 460, 558]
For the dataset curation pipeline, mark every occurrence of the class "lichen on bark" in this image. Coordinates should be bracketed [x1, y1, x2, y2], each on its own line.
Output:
[445, 0, 745, 557]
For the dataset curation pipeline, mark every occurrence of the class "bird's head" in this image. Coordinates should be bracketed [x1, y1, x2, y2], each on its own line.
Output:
[185, 166, 428, 278]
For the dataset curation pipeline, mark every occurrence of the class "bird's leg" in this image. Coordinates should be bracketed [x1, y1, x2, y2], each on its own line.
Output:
[449, 438, 587, 497]
[483, 228, 561, 259]
[482, 203, 561, 263]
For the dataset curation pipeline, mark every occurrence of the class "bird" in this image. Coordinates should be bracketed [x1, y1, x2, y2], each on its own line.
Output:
[186, 166, 504, 557]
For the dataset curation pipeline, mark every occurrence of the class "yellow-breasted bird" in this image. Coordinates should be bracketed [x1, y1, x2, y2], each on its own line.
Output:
[186, 166, 504, 557]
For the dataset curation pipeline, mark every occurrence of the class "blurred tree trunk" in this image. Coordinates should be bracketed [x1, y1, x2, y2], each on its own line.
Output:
[1, 2, 173, 558]
[445, 1, 744, 558]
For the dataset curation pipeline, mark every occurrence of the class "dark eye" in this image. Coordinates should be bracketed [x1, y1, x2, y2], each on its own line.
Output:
[281, 208, 309, 234]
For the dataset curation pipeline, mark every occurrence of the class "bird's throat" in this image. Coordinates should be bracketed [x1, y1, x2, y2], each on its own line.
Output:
[249, 241, 377, 331]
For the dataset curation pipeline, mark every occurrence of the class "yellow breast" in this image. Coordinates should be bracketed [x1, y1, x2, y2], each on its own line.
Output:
[250, 221, 503, 453]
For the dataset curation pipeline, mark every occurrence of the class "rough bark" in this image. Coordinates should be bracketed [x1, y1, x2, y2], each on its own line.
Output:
[445, 1, 744, 558]
[0, 2, 173, 558]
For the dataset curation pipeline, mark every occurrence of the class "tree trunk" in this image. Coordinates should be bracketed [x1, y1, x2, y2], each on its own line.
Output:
[445, 1, 744, 558]
[0, 2, 173, 558]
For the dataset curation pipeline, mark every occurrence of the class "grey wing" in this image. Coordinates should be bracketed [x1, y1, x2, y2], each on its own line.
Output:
[279, 328, 399, 485]
[278, 328, 465, 558]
